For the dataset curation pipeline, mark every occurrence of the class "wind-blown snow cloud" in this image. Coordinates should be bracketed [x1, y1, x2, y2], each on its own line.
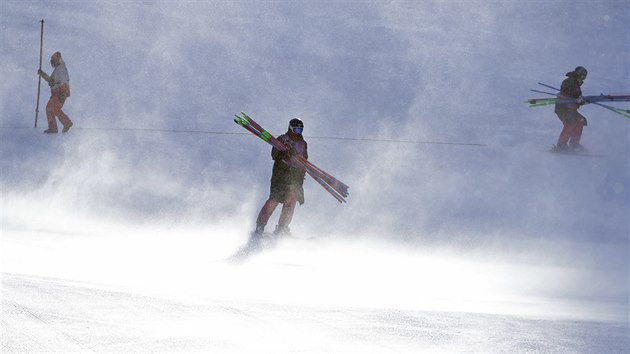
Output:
[1, 0, 628, 325]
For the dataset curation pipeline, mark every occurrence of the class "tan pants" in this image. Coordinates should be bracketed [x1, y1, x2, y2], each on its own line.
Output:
[46, 84, 72, 131]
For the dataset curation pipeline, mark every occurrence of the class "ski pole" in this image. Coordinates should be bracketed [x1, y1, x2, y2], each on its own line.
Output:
[538, 82, 560, 92]
[34, 19, 44, 128]
[591, 102, 630, 119]
[530, 89, 558, 97]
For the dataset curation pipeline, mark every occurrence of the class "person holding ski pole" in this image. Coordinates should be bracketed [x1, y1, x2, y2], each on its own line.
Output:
[38, 51, 73, 133]
[553, 66, 588, 151]
[252, 118, 308, 240]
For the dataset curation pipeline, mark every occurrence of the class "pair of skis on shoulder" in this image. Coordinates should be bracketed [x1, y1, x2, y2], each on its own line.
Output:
[527, 82, 630, 119]
[234, 112, 349, 203]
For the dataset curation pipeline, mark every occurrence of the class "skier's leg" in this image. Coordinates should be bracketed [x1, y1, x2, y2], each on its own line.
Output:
[52, 86, 72, 130]
[556, 119, 571, 148]
[277, 186, 297, 231]
[57, 105, 72, 130]
[45, 96, 59, 132]
[256, 198, 279, 230]
[569, 114, 585, 148]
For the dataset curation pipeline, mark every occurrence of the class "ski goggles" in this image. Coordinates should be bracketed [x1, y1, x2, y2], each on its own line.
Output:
[291, 126, 303, 134]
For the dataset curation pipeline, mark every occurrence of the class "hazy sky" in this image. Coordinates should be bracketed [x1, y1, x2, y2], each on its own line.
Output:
[3, 0, 627, 234]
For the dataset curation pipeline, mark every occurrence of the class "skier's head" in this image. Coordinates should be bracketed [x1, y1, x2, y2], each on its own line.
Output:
[574, 66, 588, 81]
[50, 51, 62, 67]
[288, 118, 304, 135]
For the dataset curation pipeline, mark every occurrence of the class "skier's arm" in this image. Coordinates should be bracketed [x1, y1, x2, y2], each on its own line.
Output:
[272, 146, 293, 161]
[271, 147, 283, 161]
[272, 148, 297, 162]
[560, 78, 581, 99]
[37, 69, 51, 83]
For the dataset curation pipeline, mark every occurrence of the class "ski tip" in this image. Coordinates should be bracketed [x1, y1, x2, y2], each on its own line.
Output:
[234, 113, 250, 126]
[233, 117, 244, 126]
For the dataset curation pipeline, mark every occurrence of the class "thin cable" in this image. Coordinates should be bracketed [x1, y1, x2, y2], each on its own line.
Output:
[1, 126, 485, 147]
[307, 135, 485, 147]
[75, 126, 247, 136]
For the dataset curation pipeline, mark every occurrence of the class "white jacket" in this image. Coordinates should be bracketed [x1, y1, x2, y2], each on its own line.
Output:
[50, 59, 69, 89]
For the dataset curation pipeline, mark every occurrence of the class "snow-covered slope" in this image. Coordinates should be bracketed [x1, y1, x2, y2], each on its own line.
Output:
[1, 1, 629, 352]
[4, 272, 628, 353]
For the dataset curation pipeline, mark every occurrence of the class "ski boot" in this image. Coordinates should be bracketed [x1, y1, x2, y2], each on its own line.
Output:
[552, 143, 569, 152]
[62, 122, 73, 133]
[248, 224, 265, 246]
[273, 225, 291, 237]
[570, 143, 587, 152]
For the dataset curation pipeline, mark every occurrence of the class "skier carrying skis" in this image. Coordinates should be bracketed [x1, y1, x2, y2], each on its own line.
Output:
[553, 66, 588, 151]
[38, 51, 73, 134]
[252, 118, 307, 239]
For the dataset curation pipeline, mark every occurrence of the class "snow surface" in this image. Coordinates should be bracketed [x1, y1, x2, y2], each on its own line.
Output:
[1, 1, 629, 353]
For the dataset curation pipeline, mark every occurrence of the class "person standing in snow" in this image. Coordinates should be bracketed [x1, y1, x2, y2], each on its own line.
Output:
[252, 118, 308, 241]
[38, 51, 73, 134]
[553, 66, 589, 151]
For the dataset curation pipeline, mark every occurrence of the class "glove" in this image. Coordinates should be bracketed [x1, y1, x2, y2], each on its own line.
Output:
[278, 147, 297, 161]
[37, 69, 44, 76]
[576, 96, 589, 106]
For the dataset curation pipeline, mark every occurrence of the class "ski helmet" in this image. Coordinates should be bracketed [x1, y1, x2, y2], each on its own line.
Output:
[289, 118, 304, 128]
[289, 118, 304, 134]
[574, 66, 588, 80]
